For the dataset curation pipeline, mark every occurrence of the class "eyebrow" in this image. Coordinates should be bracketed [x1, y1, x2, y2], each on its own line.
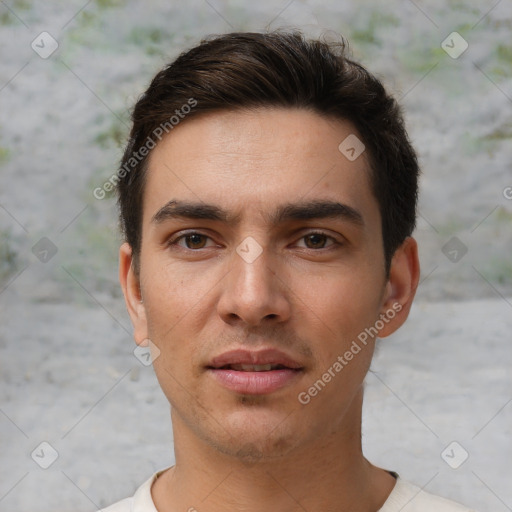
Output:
[151, 199, 364, 227]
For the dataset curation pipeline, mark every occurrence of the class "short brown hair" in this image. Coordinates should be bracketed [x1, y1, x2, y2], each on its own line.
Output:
[117, 31, 419, 274]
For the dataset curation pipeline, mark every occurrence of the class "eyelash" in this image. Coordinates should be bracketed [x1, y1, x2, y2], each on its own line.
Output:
[166, 230, 340, 251]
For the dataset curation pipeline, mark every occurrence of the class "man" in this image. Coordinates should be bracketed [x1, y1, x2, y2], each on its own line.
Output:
[106, 31, 475, 511]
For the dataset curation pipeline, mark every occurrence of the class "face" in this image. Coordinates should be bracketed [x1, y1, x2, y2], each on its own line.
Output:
[120, 108, 418, 461]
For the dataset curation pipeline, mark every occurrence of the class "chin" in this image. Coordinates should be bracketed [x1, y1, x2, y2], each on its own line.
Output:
[208, 406, 300, 462]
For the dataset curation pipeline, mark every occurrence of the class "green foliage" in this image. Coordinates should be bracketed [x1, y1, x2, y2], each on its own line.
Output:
[495, 206, 512, 223]
[491, 44, 512, 78]
[496, 44, 512, 62]
[77, 10, 96, 28]
[351, 11, 399, 46]
[129, 26, 165, 45]
[481, 123, 512, 157]
[94, 110, 130, 149]
[483, 123, 512, 142]
[127, 26, 170, 57]
[436, 218, 466, 237]
[400, 47, 440, 75]
[0, 0, 31, 25]
[94, 117, 128, 149]
[0, 146, 9, 163]
[95, 0, 126, 9]
[0, 229, 18, 282]
[0, 12, 10, 25]
[483, 257, 512, 286]
[13, 0, 31, 8]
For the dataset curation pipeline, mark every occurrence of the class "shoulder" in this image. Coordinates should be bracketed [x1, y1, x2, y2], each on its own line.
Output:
[98, 470, 164, 512]
[99, 497, 133, 512]
[379, 477, 476, 512]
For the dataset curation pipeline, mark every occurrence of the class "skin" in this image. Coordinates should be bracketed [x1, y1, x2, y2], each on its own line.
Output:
[119, 107, 420, 512]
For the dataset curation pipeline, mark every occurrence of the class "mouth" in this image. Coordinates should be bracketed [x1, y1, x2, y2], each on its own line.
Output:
[206, 349, 304, 395]
[213, 363, 293, 371]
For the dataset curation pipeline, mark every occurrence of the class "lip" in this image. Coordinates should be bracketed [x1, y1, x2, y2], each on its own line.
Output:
[206, 348, 304, 395]
[208, 348, 303, 370]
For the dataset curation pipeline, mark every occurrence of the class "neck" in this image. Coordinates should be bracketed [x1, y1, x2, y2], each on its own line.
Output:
[152, 389, 395, 512]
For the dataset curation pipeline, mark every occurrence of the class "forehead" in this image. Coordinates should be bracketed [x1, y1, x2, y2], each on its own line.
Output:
[143, 108, 378, 227]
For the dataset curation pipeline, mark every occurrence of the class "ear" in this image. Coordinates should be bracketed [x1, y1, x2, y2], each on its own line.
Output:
[119, 242, 148, 345]
[378, 236, 420, 338]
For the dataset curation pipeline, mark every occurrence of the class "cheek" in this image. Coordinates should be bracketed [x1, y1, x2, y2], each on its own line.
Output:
[139, 270, 191, 378]
[141, 258, 205, 331]
[293, 270, 384, 393]
[296, 275, 379, 417]
[140, 259, 219, 387]
[300, 267, 384, 338]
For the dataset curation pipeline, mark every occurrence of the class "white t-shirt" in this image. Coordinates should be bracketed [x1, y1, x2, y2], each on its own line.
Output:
[100, 469, 475, 512]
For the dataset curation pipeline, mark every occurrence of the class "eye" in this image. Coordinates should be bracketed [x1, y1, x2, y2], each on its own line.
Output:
[296, 232, 338, 249]
[169, 232, 216, 250]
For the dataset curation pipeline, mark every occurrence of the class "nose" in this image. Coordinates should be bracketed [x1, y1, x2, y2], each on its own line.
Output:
[217, 244, 292, 327]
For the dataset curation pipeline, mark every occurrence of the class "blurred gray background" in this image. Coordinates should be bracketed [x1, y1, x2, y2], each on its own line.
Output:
[1, 1, 511, 511]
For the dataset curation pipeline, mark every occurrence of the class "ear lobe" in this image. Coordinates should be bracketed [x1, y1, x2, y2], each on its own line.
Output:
[119, 242, 148, 344]
[378, 237, 420, 338]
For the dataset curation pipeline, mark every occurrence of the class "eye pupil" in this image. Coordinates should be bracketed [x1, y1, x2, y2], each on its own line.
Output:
[305, 234, 326, 248]
[186, 234, 206, 249]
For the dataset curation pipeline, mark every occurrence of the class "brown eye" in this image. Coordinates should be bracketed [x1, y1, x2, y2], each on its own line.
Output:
[168, 232, 214, 250]
[304, 233, 329, 249]
[184, 234, 208, 249]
